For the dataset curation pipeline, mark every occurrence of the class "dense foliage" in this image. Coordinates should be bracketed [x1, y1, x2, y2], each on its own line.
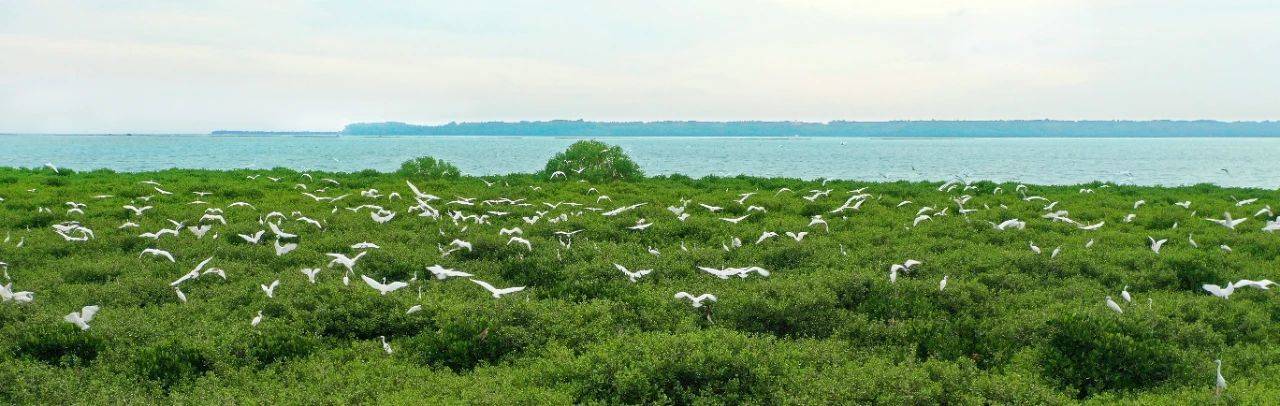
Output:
[542, 140, 643, 182]
[0, 145, 1278, 404]
[396, 156, 461, 180]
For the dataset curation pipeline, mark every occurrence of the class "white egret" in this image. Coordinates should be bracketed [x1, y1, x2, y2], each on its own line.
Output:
[274, 239, 298, 256]
[326, 252, 367, 273]
[1215, 359, 1227, 397]
[1148, 236, 1167, 254]
[674, 292, 717, 307]
[615, 264, 652, 282]
[251, 310, 263, 327]
[268, 222, 297, 239]
[301, 268, 321, 284]
[426, 264, 472, 280]
[261, 280, 280, 298]
[1205, 212, 1247, 230]
[507, 236, 533, 251]
[470, 279, 526, 298]
[140, 248, 176, 262]
[1, 283, 35, 303]
[64, 305, 100, 330]
[380, 336, 393, 355]
[1202, 283, 1236, 299]
[361, 275, 408, 295]
[1105, 296, 1123, 314]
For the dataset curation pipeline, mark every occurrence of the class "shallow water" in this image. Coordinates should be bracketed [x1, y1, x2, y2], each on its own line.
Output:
[3, 135, 1278, 188]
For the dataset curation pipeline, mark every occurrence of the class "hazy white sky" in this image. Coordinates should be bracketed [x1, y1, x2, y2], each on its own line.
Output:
[2, 1, 1278, 133]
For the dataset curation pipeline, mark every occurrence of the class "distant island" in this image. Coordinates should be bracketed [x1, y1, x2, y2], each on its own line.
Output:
[213, 120, 1280, 137]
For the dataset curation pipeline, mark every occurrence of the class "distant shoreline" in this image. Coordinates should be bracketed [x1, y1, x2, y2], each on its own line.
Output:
[205, 119, 1280, 137]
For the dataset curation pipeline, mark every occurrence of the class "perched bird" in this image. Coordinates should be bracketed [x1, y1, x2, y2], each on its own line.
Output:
[1215, 359, 1227, 397]
[1105, 296, 1123, 314]
[380, 336, 393, 355]
[251, 310, 263, 327]
[1121, 286, 1132, 303]
[939, 275, 948, 291]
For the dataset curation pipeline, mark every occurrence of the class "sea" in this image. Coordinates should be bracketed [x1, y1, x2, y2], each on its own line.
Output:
[2, 134, 1278, 188]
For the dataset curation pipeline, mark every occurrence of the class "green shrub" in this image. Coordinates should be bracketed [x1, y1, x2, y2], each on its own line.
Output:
[132, 340, 214, 389]
[243, 326, 317, 366]
[397, 156, 461, 179]
[11, 322, 105, 367]
[1041, 312, 1192, 399]
[542, 140, 643, 182]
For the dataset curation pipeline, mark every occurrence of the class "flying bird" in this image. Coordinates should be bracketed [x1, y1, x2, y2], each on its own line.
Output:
[470, 279, 527, 298]
[361, 275, 409, 295]
[674, 292, 717, 307]
[64, 305, 100, 330]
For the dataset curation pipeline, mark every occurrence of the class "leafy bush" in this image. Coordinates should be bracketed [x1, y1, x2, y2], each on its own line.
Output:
[397, 156, 461, 179]
[11, 322, 105, 367]
[542, 140, 643, 182]
[1041, 312, 1192, 398]
[243, 326, 317, 366]
[132, 340, 214, 389]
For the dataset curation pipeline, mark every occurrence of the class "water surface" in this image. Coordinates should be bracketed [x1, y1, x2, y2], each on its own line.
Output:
[2, 135, 1277, 188]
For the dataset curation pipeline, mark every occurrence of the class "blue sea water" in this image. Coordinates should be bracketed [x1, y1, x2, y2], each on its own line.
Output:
[2, 134, 1278, 188]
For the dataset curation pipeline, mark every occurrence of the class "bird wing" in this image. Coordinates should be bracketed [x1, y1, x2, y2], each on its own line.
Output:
[194, 257, 214, 272]
[360, 275, 382, 290]
[470, 279, 498, 293]
[1202, 284, 1226, 296]
[80, 305, 100, 322]
[385, 282, 409, 292]
[496, 286, 526, 295]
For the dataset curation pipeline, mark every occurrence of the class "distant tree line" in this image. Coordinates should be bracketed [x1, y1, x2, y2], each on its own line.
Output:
[336, 120, 1280, 137]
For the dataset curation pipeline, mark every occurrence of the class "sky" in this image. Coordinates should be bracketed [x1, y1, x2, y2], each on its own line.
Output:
[2, 1, 1278, 133]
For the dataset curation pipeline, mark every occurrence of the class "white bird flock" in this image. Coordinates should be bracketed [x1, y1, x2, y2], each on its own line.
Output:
[1, 164, 1276, 398]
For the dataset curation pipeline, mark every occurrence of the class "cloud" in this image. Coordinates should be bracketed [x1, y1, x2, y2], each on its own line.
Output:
[1, 1, 1278, 132]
